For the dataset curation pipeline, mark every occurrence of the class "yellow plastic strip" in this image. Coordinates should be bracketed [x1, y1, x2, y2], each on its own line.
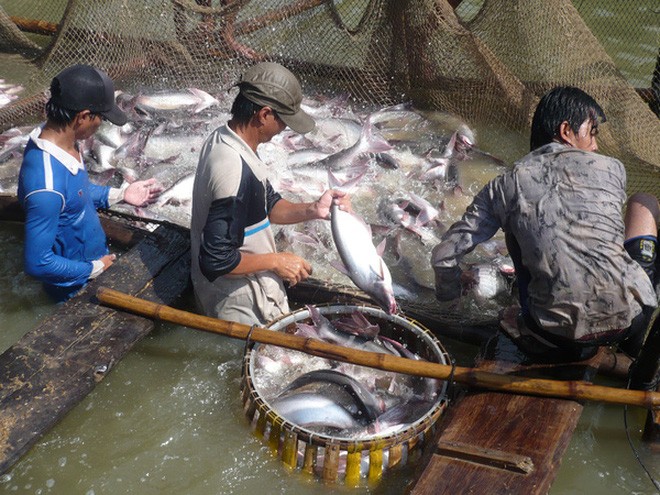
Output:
[345, 450, 362, 486]
[268, 419, 281, 452]
[368, 449, 383, 484]
[281, 431, 298, 469]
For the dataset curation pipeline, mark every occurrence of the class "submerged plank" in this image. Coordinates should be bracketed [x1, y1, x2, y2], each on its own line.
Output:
[0, 221, 191, 475]
[409, 331, 604, 495]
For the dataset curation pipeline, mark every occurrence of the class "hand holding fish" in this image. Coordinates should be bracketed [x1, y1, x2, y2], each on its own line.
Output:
[315, 189, 352, 219]
[273, 252, 312, 286]
[123, 178, 164, 207]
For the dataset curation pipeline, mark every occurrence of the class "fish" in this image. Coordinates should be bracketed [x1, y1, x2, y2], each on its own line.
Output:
[330, 203, 398, 314]
[304, 305, 396, 355]
[378, 197, 441, 245]
[89, 141, 117, 172]
[369, 398, 435, 436]
[331, 310, 380, 338]
[465, 262, 515, 302]
[279, 369, 382, 422]
[155, 173, 194, 207]
[269, 392, 361, 431]
[125, 88, 220, 115]
[311, 120, 392, 171]
[305, 117, 363, 153]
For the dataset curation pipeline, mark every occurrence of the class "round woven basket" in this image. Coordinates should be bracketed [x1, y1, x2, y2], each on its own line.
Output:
[240, 304, 451, 486]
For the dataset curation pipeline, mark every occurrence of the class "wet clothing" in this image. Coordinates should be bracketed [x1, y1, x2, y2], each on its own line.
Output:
[432, 142, 657, 347]
[191, 123, 287, 325]
[18, 128, 111, 302]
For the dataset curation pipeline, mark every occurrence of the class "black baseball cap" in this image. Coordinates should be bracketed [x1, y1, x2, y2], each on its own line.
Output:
[237, 62, 315, 134]
[50, 64, 127, 126]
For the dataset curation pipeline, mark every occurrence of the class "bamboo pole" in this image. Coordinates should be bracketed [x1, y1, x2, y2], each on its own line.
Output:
[96, 287, 660, 409]
[9, 16, 58, 36]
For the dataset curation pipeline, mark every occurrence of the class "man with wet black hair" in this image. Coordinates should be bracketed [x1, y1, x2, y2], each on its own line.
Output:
[432, 86, 658, 362]
[18, 64, 163, 302]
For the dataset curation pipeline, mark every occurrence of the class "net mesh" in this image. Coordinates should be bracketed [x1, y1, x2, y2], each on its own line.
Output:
[0, 0, 658, 327]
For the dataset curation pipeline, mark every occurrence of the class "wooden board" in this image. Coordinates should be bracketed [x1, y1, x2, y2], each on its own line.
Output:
[0, 220, 191, 475]
[408, 331, 604, 495]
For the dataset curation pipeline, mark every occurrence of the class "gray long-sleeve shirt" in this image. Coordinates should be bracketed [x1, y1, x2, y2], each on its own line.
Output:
[431, 142, 656, 342]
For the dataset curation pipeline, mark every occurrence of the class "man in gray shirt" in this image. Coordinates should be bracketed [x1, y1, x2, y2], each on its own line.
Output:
[432, 86, 658, 362]
[191, 62, 351, 326]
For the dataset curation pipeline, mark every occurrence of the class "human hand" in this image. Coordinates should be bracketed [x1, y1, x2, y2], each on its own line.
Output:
[272, 252, 312, 286]
[315, 189, 353, 219]
[100, 254, 116, 271]
[122, 178, 163, 207]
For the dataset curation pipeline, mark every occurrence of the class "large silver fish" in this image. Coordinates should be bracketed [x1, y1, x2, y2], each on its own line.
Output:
[330, 203, 397, 314]
[122, 88, 219, 115]
[270, 392, 361, 431]
[280, 369, 382, 422]
[312, 120, 392, 171]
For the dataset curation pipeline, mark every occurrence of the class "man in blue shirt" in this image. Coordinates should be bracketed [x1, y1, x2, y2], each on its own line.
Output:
[18, 64, 163, 302]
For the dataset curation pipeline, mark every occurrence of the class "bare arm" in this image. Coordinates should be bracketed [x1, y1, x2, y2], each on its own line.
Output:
[269, 190, 352, 224]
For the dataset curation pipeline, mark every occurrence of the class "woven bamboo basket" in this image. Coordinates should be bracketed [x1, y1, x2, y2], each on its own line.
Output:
[240, 304, 451, 486]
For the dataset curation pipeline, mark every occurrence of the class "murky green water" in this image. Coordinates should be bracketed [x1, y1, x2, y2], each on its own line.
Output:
[1, 219, 658, 494]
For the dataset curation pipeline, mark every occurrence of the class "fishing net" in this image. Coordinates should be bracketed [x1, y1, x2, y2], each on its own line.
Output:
[0, 0, 658, 328]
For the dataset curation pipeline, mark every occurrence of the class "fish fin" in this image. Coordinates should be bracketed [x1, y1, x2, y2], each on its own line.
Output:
[443, 131, 458, 158]
[375, 238, 387, 257]
[364, 120, 393, 153]
[328, 167, 367, 192]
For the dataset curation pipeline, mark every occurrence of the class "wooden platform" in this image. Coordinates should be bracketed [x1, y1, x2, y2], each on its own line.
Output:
[0, 214, 191, 474]
[408, 332, 605, 494]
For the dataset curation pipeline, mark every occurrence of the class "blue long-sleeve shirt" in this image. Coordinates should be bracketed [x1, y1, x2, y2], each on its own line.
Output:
[18, 129, 110, 301]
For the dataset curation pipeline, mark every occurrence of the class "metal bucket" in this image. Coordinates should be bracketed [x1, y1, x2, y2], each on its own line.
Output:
[240, 304, 450, 486]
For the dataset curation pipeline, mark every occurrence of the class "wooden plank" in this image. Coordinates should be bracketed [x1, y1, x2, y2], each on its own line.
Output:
[408, 331, 604, 495]
[435, 440, 534, 474]
[0, 221, 191, 475]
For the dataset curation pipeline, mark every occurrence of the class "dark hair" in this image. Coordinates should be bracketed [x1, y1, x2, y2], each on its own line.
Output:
[230, 92, 263, 125]
[45, 99, 79, 125]
[529, 86, 606, 151]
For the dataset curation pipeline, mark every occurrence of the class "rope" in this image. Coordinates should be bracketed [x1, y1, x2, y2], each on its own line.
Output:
[324, 0, 378, 35]
[623, 376, 660, 491]
[240, 324, 258, 378]
[243, 324, 257, 357]
[445, 355, 458, 402]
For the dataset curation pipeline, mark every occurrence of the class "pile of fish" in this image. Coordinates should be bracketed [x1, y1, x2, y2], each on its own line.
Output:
[252, 306, 444, 439]
[0, 85, 518, 322]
